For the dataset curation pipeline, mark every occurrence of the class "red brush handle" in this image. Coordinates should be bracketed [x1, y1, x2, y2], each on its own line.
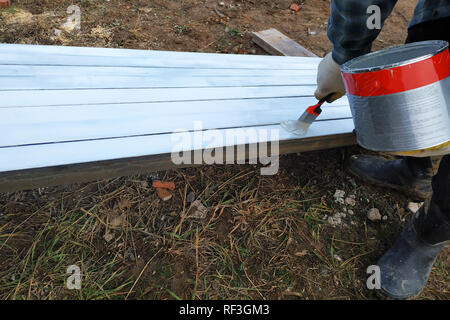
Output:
[305, 100, 325, 116]
[304, 93, 334, 116]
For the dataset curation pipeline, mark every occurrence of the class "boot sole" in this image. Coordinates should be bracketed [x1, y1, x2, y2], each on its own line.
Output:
[347, 166, 431, 201]
[377, 287, 422, 300]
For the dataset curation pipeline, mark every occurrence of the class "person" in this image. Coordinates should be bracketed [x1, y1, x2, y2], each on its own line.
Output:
[315, 0, 450, 299]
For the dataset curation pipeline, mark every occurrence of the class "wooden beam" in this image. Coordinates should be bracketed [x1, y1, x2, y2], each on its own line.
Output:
[0, 119, 355, 173]
[0, 44, 356, 192]
[252, 28, 318, 57]
[0, 132, 356, 192]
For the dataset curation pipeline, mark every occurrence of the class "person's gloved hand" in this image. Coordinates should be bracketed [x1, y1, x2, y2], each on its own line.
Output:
[314, 52, 346, 102]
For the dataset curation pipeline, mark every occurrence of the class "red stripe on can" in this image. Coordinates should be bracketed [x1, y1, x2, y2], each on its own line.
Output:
[341, 49, 450, 97]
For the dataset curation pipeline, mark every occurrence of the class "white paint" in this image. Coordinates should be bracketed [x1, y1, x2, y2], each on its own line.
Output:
[0, 44, 354, 173]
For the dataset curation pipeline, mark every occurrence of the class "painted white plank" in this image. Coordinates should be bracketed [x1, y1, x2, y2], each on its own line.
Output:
[0, 44, 354, 177]
[0, 43, 321, 68]
[0, 50, 320, 71]
[0, 52, 319, 70]
[0, 74, 318, 90]
[0, 97, 351, 147]
[0, 86, 323, 107]
[0, 119, 355, 172]
[0, 65, 317, 77]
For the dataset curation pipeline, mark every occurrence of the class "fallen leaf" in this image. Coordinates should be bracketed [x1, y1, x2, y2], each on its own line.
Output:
[295, 250, 308, 257]
[109, 215, 124, 228]
[118, 197, 130, 211]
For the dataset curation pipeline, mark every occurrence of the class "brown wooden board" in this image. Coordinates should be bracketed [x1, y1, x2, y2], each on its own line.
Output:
[0, 132, 356, 192]
[252, 28, 318, 57]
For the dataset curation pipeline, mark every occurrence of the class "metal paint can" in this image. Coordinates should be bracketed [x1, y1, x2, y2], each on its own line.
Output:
[340, 40, 450, 155]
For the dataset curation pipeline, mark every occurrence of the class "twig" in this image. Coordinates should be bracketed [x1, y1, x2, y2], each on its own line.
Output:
[125, 248, 163, 300]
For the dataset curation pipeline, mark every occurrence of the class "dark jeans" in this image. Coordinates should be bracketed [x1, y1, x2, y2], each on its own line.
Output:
[405, 17, 450, 213]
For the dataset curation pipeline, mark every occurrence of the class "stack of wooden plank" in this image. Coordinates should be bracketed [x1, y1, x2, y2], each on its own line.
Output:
[0, 44, 355, 191]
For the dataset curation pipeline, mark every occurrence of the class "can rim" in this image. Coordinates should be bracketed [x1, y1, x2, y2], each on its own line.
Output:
[357, 137, 450, 153]
[340, 40, 449, 74]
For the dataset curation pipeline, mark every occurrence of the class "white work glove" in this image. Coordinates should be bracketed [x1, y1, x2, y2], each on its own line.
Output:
[314, 52, 346, 102]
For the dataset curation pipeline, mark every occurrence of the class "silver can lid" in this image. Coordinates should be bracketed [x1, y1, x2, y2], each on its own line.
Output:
[340, 40, 449, 74]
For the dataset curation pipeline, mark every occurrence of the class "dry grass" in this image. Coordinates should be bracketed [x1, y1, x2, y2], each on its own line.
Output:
[0, 1, 448, 300]
[1, 149, 449, 300]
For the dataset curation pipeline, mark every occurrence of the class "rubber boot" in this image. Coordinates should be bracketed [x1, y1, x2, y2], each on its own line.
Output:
[378, 157, 450, 299]
[378, 199, 450, 299]
[347, 155, 439, 200]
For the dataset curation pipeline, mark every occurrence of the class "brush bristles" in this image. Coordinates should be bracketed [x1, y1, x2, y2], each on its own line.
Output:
[280, 120, 311, 136]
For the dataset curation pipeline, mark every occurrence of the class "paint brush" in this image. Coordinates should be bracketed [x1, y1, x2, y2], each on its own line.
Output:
[280, 93, 334, 136]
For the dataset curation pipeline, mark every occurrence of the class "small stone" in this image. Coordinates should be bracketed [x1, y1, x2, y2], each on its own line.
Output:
[290, 3, 300, 12]
[367, 208, 382, 222]
[307, 28, 316, 35]
[382, 215, 388, 221]
[333, 189, 345, 204]
[328, 212, 347, 227]
[328, 212, 345, 227]
[345, 197, 356, 207]
[187, 200, 208, 219]
[328, 215, 341, 227]
[348, 209, 354, 215]
[103, 232, 114, 243]
[186, 191, 195, 204]
[333, 254, 343, 262]
[334, 189, 345, 198]
[126, 247, 136, 262]
[407, 202, 423, 214]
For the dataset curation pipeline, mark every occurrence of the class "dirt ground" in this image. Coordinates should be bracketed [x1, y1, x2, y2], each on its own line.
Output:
[0, 0, 448, 300]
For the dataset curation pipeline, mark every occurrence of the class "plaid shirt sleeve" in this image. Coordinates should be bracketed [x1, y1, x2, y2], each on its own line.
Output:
[328, 0, 398, 65]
